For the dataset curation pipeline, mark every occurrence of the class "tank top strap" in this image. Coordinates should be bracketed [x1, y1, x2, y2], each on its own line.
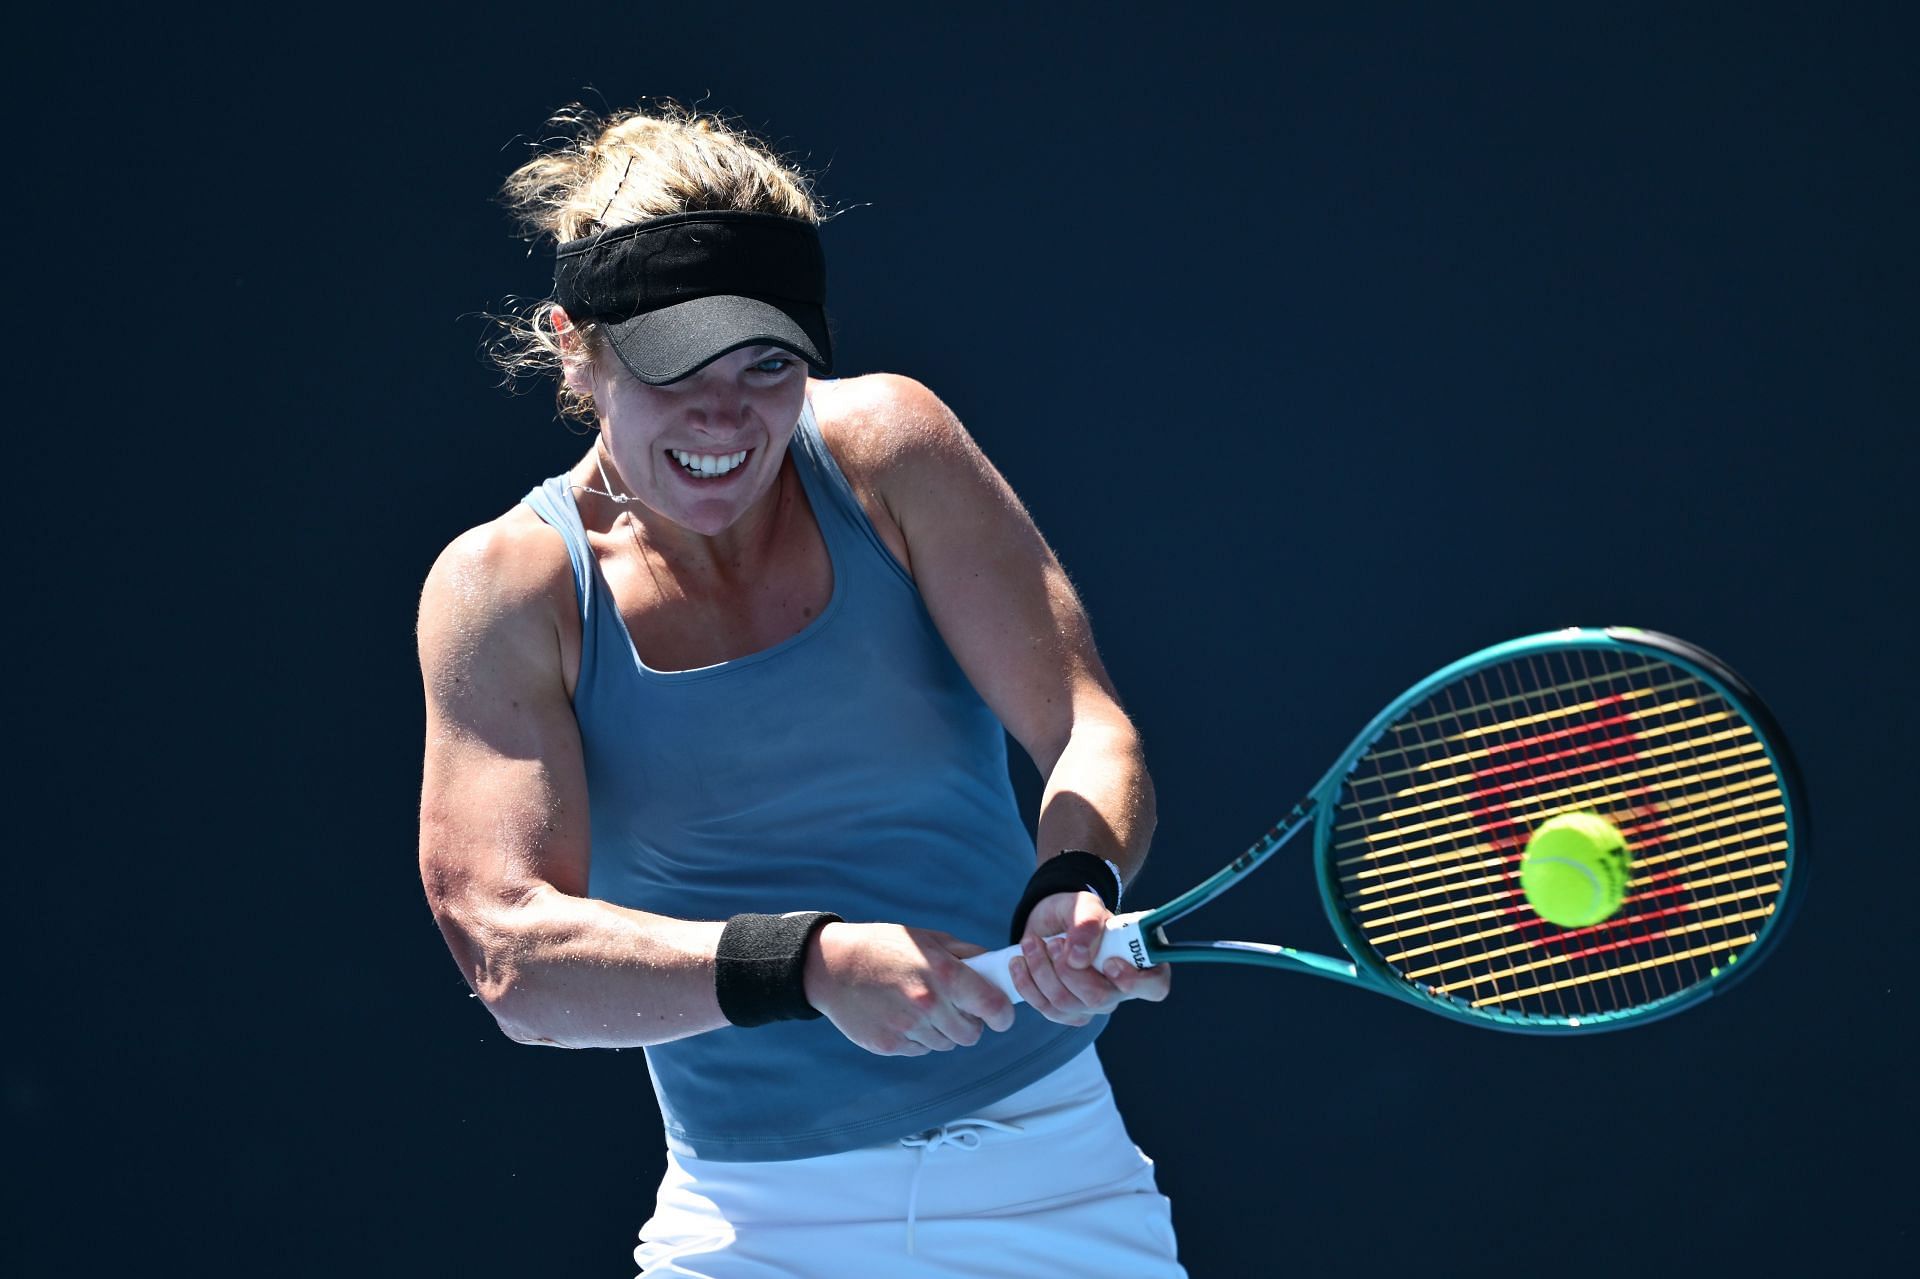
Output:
[790, 396, 915, 590]
[520, 474, 596, 619]
[519, 398, 905, 635]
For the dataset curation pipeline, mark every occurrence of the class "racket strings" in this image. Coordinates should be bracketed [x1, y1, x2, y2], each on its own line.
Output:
[1385, 648, 1671, 1020]
[1347, 818, 1789, 917]
[1330, 646, 1790, 1025]
[1333, 751, 1780, 863]
[1338, 689, 1730, 799]
[1378, 661, 1670, 736]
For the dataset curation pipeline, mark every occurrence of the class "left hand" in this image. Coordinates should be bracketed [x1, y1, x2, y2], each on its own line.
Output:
[1008, 890, 1171, 1025]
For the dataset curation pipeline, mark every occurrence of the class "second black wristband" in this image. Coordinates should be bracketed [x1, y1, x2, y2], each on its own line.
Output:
[1007, 850, 1123, 944]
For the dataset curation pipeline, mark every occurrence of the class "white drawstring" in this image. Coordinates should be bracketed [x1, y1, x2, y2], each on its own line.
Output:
[898, 1118, 1025, 1254]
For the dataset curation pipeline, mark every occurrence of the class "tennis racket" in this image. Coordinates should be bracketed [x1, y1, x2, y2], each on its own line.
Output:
[963, 627, 1806, 1034]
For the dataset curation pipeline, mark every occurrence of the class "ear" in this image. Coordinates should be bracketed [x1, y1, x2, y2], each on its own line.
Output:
[552, 305, 595, 398]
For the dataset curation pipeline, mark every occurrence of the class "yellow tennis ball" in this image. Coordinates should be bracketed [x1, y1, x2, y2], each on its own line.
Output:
[1520, 812, 1631, 927]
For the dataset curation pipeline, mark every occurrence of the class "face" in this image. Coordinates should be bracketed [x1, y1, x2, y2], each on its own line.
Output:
[571, 342, 810, 538]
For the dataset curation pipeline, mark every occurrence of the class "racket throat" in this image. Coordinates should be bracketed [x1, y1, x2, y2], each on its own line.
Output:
[1156, 939, 1363, 985]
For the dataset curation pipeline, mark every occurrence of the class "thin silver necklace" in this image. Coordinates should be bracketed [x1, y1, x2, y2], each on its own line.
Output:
[568, 437, 681, 601]
[568, 435, 637, 505]
[569, 435, 785, 599]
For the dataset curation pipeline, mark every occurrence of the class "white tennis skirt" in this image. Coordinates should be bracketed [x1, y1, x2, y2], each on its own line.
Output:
[633, 1046, 1184, 1278]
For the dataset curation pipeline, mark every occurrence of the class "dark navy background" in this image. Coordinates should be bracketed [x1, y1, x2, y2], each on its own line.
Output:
[19, 5, 1914, 1275]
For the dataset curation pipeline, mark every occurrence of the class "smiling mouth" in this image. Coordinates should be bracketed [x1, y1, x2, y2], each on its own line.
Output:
[668, 447, 751, 479]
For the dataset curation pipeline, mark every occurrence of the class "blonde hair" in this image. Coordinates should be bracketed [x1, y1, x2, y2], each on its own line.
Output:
[487, 101, 825, 424]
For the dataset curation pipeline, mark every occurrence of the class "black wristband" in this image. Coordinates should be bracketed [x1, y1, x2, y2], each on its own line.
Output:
[1007, 850, 1124, 944]
[715, 911, 842, 1027]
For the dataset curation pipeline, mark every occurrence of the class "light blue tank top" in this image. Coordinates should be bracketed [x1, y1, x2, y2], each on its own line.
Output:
[521, 398, 1102, 1161]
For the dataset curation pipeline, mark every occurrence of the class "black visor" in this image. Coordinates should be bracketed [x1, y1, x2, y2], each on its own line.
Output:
[553, 210, 833, 385]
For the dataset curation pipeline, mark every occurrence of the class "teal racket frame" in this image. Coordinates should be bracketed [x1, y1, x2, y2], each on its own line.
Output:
[1133, 627, 1806, 1034]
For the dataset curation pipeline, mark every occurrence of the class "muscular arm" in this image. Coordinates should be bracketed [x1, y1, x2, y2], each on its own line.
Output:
[841, 376, 1169, 1018]
[417, 514, 1014, 1053]
[417, 519, 729, 1048]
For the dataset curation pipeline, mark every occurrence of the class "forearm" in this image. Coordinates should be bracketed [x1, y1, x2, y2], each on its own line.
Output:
[1014, 717, 1174, 1017]
[443, 885, 728, 1049]
[1033, 718, 1157, 887]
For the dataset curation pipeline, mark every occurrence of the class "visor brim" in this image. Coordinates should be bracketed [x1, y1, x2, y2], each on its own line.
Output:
[599, 294, 834, 386]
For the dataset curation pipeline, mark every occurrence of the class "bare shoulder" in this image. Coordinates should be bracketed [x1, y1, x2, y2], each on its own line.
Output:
[808, 375, 1013, 575]
[416, 504, 594, 910]
[417, 505, 579, 709]
[809, 372, 973, 475]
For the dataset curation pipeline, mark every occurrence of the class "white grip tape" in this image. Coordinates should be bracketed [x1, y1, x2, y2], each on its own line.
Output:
[961, 911, 1153, 1006]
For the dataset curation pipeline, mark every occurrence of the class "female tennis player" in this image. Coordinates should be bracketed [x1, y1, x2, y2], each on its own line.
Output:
[416, 102, 1182, 1277]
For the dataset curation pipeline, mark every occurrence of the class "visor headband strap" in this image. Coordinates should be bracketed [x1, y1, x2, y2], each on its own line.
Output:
[553, 209, 826, 323]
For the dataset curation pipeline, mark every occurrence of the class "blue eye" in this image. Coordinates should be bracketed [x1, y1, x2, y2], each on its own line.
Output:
[753, 355, 796, 375]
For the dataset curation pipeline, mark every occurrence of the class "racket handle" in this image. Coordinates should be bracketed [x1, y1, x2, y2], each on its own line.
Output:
[962, 911, 1153, 1006]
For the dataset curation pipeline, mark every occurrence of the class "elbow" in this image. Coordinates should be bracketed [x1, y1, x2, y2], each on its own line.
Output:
[477, 975, 545, 1046]
[467, 942, 564, 1047]
[476, 958, 579, 1049]
[495, 1013, 568, 1049]
[427, 890, 559, 1046]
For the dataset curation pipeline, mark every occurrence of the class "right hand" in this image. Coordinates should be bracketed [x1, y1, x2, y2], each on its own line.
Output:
[802, 922, 1017, 1056]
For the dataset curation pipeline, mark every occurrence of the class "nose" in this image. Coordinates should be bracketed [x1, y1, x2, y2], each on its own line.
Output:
[680, 371, 752, 441]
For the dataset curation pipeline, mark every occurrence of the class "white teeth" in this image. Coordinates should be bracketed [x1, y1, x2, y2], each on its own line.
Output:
[670, 449, 749, 477]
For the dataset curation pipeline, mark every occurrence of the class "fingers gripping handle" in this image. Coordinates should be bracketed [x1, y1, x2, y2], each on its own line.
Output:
[962, 912, 1153, 1006]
